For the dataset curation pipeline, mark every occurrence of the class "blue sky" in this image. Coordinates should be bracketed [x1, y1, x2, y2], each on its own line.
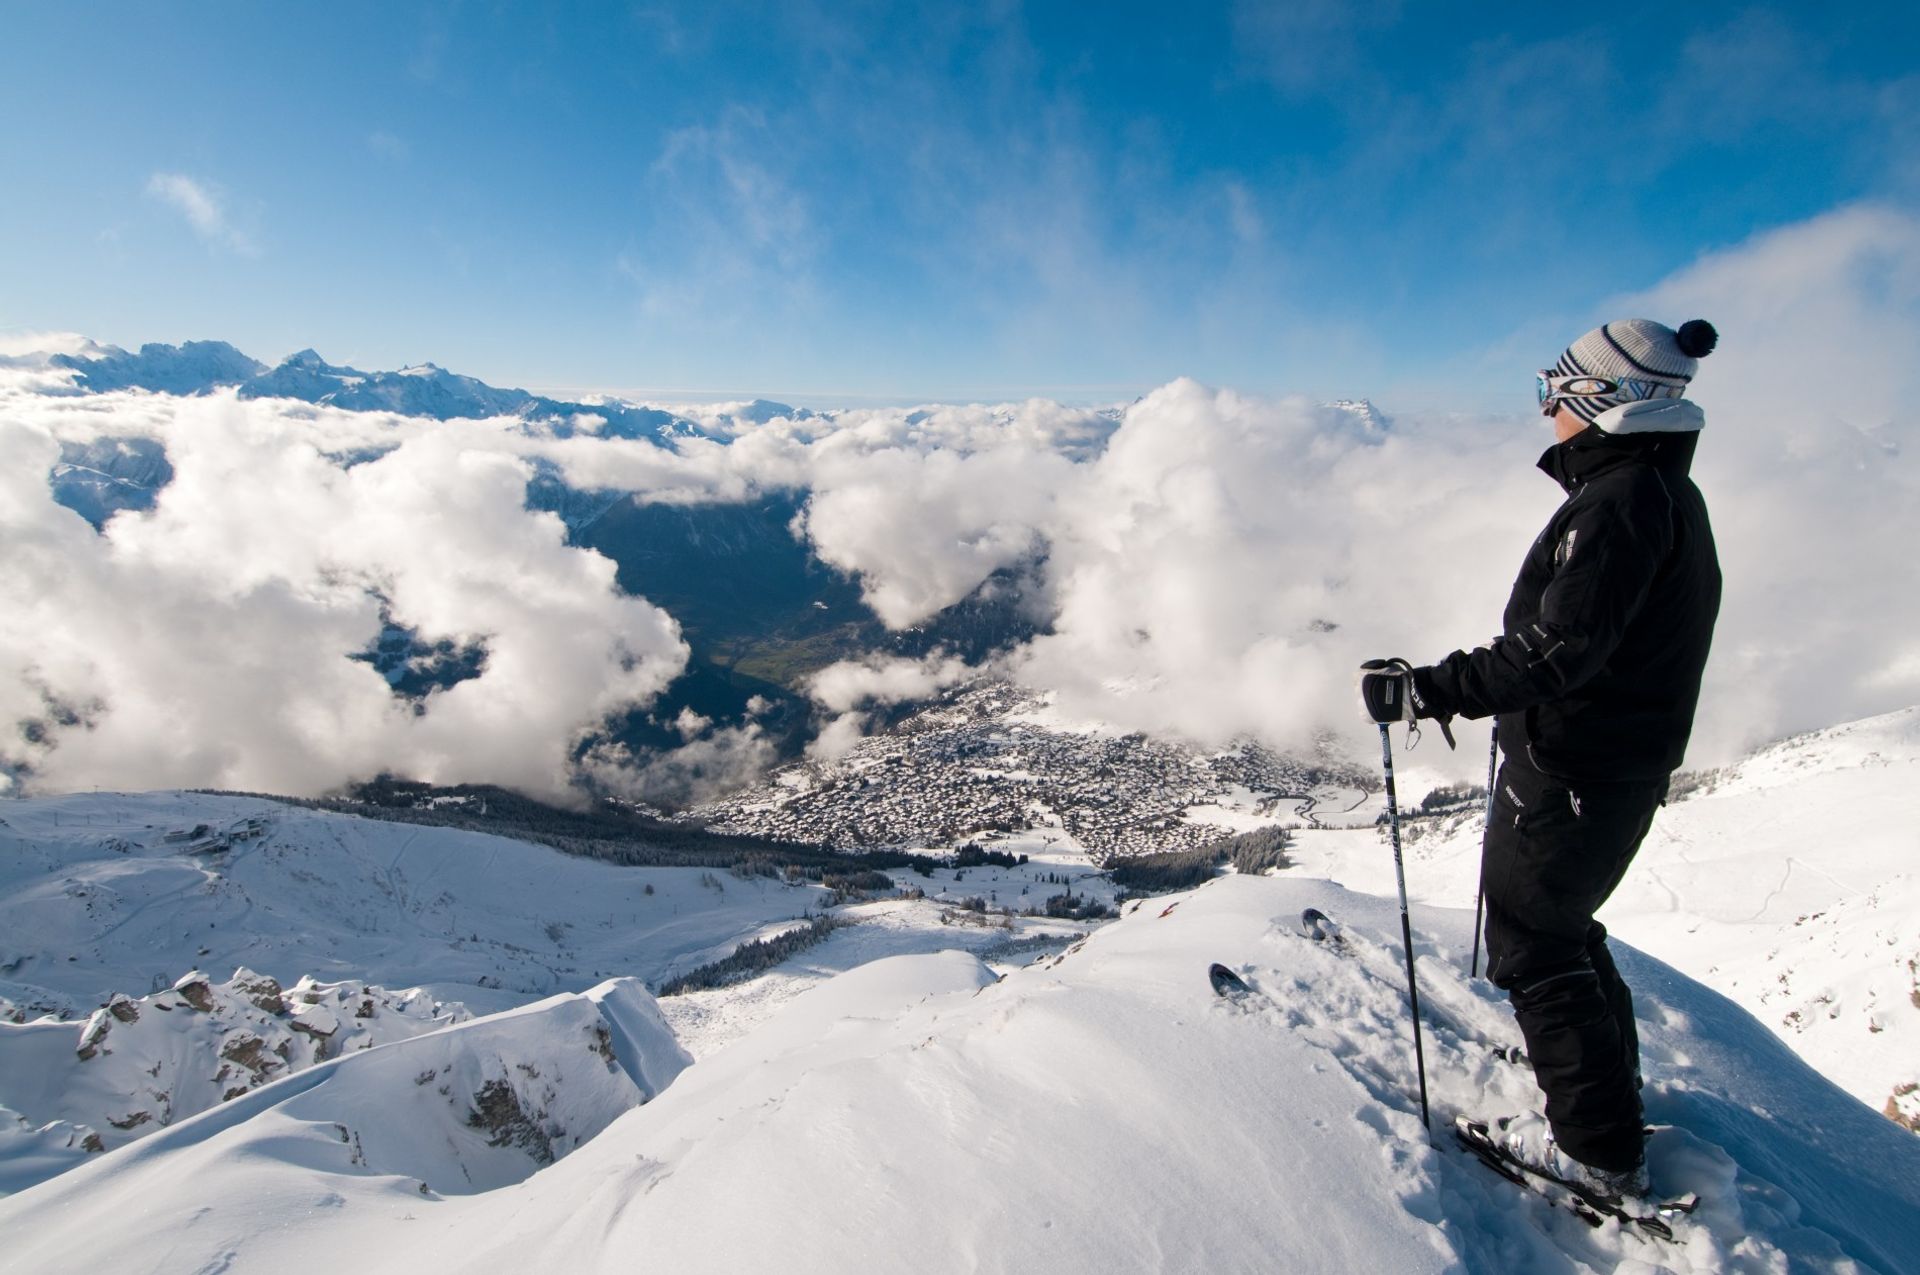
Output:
[3, 2, 1916, 407]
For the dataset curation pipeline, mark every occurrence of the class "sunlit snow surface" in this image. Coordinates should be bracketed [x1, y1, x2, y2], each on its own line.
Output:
[1292, 705, 1920, 1135]
[3, 876, 1916, 1273]
[1, 712, 1918, 1272]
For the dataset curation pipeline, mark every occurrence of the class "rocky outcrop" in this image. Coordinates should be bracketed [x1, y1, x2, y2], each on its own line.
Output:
[172, 972, 213, 1012]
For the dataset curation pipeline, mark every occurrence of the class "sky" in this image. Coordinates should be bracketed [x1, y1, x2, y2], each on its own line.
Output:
[2, 1, 1916, 407]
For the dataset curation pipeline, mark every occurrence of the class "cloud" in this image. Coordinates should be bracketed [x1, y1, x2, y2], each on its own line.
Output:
[0, 389, 689, 800]
[621, 107, 819, 329]
[782, 208, 1920, 774]
[1620, 203, 1920, 761]
[808, 653, 976, 715]
[579, 717, 775, 807]
[144, 173, 258, 256]
[5, 201, 1913, 799]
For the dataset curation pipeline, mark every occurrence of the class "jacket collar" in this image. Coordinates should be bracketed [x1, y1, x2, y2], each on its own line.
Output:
[1538, 426, 1702, 493]
[1594, 398, 1705, 436]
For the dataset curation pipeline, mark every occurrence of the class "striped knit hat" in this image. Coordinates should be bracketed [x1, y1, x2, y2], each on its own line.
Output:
[1552, 318, 1718, 425]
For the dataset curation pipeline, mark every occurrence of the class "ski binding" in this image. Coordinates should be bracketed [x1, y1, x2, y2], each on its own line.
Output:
[1454, 1117, 1698, 1240]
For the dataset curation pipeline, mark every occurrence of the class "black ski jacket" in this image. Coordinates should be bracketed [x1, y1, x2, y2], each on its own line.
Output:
[1411, 427, 1721, 783]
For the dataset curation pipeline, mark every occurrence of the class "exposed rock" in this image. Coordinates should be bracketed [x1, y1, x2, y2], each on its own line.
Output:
[218, 1033, 279, 1080]
[231, 970, 285, 1015]
[80, 1133, 104, 1154]
[590, 1023, 617, 1070]
[466, 1079, 556, 1166]
[1886, 1081, 1920, 1133]
[289, 1020, 334, 1062]
[76, 1010, 111, 1061]
[173, 971, 213, 1012]
[107, 1111, 152, 1131]
[107, 994, 140, 1023]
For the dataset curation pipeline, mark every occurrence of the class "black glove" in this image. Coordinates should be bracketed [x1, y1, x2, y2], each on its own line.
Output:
[1359, 657, 1458, 748]
[1358, 658, 1417, 724]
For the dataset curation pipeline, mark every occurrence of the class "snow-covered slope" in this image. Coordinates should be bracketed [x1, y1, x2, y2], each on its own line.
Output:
[2, 876, 1913, 1273]
[1, 974, 688, 1241]
[0, 792, 839, 1019]
[1289, 705, 1920, 1137]
[0, 966, 466, 1193]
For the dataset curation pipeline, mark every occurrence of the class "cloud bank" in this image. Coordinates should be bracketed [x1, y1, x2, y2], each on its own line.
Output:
[3, 203, 1913, 798]
[2, 394, 687, 799]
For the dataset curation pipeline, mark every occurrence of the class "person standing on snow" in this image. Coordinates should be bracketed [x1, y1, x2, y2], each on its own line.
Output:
[1358, 317, 1721, 1202]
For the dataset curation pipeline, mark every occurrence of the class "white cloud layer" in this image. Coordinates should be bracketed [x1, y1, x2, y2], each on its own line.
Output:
[1, 393, 687, 799]
[3, 202, 1913, 797]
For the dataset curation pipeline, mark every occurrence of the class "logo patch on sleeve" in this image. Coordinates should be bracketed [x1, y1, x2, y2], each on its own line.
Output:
[1555, 527, 1579, 566]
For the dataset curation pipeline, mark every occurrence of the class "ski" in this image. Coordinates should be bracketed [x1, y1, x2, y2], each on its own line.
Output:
[1208, 962, 1252, 999]
[1299, 907, 1344, 946]
[1296, 907, 1531, 1069]
[1454, 1118, 1697, 1240]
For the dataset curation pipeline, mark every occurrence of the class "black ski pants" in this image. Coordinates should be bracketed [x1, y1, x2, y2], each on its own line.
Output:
[1481, 753, 1667, 1173]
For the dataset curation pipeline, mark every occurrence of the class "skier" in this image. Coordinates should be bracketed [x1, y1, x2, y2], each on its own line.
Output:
[1359, 317, 1721, 1203]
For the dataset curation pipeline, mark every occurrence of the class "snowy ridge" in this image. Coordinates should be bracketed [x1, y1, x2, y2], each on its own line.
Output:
[1, 974, 687, 1250]
[1, 877, 1914, 1273]
[40, 339, 704, 441]
[0, 966, 466, 1194]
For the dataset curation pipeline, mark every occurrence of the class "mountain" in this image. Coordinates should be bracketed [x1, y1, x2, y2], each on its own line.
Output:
[0, 787, 1118, 1198]
[47, 340, 695, 441]
[1, 875, 1913, 1272]
[47, 340, 266, 395]
[580, 498, 1047, 759]
[0, 791, 852, 1024]
[3, 710, 1919, 1268]
[0, 966, 470, 1193]
[3, 973, 689, 1206]
[48, 436, 174, 529]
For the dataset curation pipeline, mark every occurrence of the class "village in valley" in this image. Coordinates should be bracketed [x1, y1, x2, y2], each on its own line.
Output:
[689, 682, 1373, 862]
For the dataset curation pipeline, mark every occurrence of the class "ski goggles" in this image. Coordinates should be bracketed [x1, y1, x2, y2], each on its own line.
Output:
[1536, 370, 1685, 414]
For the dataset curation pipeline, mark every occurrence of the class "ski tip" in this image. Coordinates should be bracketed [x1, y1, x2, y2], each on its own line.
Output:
[1299, 907, 1342, 943]
[1659, 1191, 1701, 1218]
[1208, 962, 1251, 998]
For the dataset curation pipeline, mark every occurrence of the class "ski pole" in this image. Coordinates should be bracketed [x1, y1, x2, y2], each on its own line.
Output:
[1471, 727, 1497, 979]
[1377, 721, 1431, 1135]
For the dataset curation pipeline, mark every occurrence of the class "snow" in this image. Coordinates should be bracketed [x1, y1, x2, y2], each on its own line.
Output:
[0, 974, 689, 1269]
[1, 712, 1917, 1271]
[0, 792, 840, 1019]
[2, 875, 1915, 1272]
[34, 338, 703, 441]
[0, 966, 464, 1193]
[1288, 706, 1920, 1133]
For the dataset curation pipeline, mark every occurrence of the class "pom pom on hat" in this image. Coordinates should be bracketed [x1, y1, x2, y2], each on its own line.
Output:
[1676, 319, 1718, 359]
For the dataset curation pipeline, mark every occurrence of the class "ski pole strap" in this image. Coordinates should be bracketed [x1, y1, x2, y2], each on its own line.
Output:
[1383, 657, 1456, 751]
